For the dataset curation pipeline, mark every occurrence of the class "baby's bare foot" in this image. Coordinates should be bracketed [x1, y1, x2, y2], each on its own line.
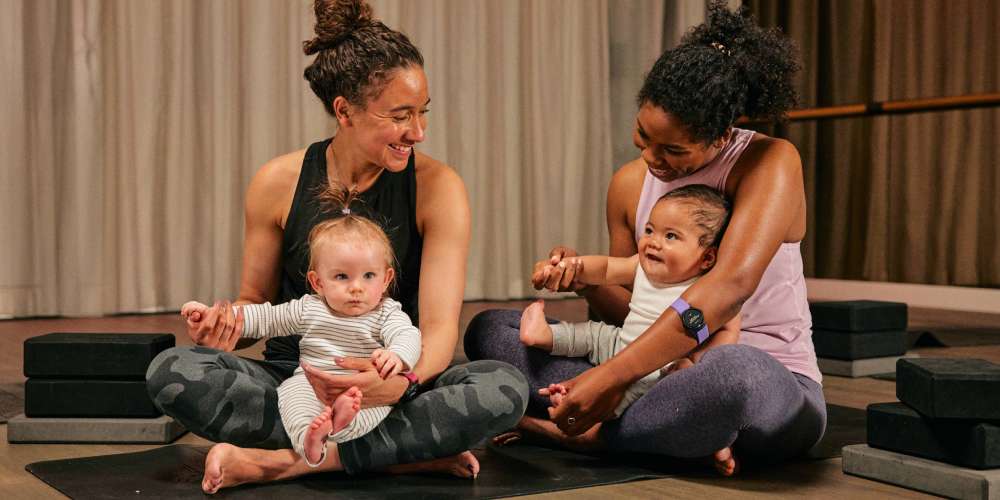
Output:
[519, 301, 553, 350]
[713, 447, 739, 476]
[304, 406, 334, 466]
[330, 387, 362, 436]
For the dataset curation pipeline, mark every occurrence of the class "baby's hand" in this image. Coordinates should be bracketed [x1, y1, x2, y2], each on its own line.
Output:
[539, 383, 569, 408]
[181, 301, 210, 325]
[371, 348, 405, 379]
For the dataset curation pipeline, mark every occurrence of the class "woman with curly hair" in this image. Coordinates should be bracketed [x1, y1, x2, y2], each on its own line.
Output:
[465, 2, 825, 475]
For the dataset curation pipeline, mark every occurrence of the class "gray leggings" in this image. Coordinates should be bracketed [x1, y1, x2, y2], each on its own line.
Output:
[145, 345, 528, 473]
[464, 310, 827, 461]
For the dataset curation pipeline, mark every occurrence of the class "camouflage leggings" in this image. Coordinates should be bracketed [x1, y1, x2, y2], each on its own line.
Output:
[145, 346, 528, 474]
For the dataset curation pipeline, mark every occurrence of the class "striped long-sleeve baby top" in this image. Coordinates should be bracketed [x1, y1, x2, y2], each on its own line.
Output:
[238, 294, 421, 375]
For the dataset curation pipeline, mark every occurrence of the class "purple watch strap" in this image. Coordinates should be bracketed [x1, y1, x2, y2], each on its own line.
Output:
[669, 298, 710, 345]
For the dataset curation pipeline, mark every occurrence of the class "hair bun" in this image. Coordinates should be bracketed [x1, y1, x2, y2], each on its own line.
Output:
[303, 0, 374, 55]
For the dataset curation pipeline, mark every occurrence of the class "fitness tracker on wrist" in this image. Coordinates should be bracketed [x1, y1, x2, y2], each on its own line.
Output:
[669, 298, 710, 345]
[399, 371, 420, 403]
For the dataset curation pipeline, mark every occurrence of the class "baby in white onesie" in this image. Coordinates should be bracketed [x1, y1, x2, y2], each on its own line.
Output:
[183, 212, 419, 467]
[520, 184, 741, 418]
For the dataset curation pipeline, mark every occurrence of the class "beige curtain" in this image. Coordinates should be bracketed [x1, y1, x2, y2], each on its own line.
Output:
[752, 0, 1000, 288]
[3, 0, 681, 317]
[2, 0, 331, 318]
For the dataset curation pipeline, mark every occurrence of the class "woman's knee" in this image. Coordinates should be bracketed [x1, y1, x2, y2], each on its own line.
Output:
[146, 346, 191, 404]
[463, 309, 521, 361]
[444, 359, 529, 429]
[145, 345, 225, 411]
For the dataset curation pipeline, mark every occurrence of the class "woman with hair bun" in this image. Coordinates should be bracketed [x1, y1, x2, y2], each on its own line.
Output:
[146, 0, 528, 493]
[466, 2, 825, 475]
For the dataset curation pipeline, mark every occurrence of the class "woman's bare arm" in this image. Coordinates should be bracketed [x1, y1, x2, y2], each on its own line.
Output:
[236, 154, 301, 305]
[189, 152, 301, 350]
[412, 156, 471, 383]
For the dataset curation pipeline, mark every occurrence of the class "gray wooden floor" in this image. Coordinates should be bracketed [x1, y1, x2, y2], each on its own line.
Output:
[2, 299, 998, 498]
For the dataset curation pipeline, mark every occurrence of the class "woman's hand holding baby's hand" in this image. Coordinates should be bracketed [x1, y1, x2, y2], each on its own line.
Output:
[371, 349, 404, 379]
[531, 246, 586, 292]
[539, 383, 569, 407]
[181, 301, 209, 324]
[182, 300, 244, 351]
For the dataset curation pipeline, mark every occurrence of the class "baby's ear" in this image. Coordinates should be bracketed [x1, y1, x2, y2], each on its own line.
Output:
[700, 246, 718, 271]
[383, 267, 396, 292]
[307, 270, 323, 294]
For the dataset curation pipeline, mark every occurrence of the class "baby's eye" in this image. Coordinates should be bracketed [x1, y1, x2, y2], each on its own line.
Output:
[335, 273, 348, 280]
[364, 272, 376, 279]
[666, 232, 678, 240]
[643, 226, 653, 235]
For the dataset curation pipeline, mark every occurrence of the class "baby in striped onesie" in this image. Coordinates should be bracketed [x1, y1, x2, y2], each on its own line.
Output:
[182, 212, 420, 467]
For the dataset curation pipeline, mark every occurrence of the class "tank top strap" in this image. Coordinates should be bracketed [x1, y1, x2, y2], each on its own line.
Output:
[634, 128, 754, 244]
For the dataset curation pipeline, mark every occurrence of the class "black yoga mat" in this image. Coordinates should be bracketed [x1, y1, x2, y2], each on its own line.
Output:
[25, 404, 865, 499]
[27, 443, 668, 499]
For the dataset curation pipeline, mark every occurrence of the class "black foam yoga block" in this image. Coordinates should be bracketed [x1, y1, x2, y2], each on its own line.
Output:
[24, 333, 174, 379]
[897, 358, 1000, 420]
[867, 402, 1000, 469]
[812, 329, 907, 360]
[25, 379, 161, 418]
[809, 300, 908, 332]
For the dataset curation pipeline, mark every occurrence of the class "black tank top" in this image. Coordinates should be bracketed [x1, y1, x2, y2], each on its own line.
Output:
[263, 138, 423, 373]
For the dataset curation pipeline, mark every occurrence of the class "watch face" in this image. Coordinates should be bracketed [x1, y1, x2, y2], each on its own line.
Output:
[681, 308, 705, 331]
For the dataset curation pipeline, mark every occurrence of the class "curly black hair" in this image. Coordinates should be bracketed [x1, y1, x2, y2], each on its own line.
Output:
[637, 1, 800, 144]
[303, 0, 423, 114]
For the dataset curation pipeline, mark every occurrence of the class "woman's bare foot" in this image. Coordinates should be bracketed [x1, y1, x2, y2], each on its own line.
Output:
[519, 301, 554, 350]
[304, 388, 362, 465]
[386, 451, 481, 479]
[202, 443, 276, 494]
[713, 447, 739, 476]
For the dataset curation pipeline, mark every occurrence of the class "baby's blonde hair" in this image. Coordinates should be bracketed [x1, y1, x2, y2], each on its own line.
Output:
[308, 186, 397, 287]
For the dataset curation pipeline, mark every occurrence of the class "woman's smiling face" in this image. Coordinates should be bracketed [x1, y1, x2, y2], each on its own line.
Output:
[633, 102, 727, 182]
[348, 66, 430, 172]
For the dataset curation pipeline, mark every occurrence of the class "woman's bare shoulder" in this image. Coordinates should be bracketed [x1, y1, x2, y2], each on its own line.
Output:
[745, 132, 799, 159]
[246, 148, 308, 224]
[251, 149, 307, 191]
[611, 158, 648, 191]
[413, 151, 466, 194]
[413, 151, 469, 230]
[608, 158, 647, 211]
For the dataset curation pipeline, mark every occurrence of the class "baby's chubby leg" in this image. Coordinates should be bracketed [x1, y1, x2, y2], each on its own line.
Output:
[519, 301, 554, 351]
[303, 387, 362, 467]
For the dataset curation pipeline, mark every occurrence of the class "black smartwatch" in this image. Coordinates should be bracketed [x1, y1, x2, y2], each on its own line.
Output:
[399, 372, 421, 403]
[669, 298, 710, 344]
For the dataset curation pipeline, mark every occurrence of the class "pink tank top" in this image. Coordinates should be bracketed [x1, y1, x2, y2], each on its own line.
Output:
[634, 128, 822, 383]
